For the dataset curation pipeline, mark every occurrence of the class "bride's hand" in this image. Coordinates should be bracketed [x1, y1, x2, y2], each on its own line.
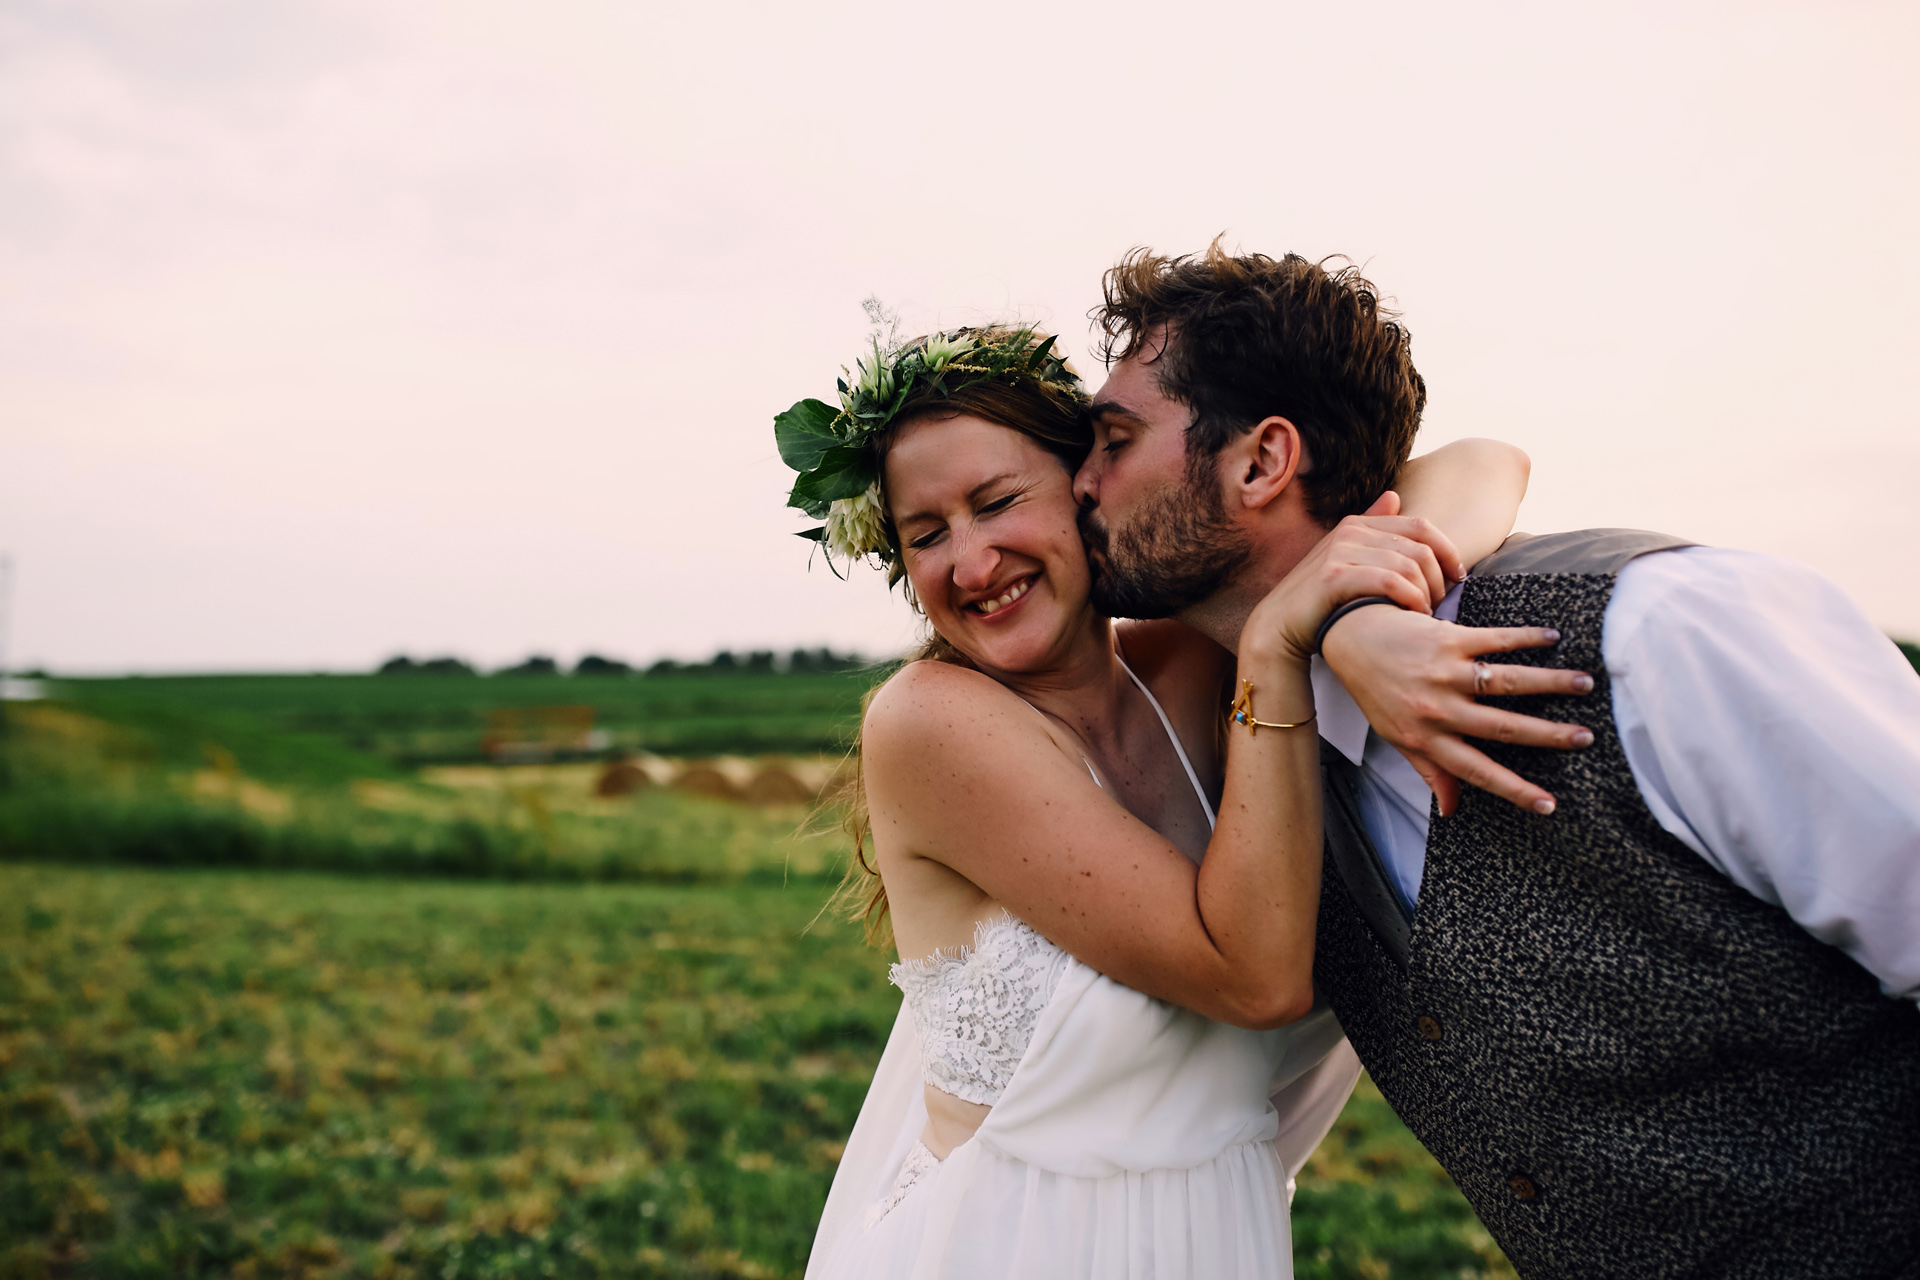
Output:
[1243, 491, 1461, 664]
[1321, 607, 1595, 817]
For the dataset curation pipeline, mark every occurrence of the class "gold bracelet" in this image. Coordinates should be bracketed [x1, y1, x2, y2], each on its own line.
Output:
[1228, 679, 1317, 735]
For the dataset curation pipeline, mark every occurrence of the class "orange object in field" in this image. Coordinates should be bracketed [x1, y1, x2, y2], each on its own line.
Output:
[482, 706, 598, 763]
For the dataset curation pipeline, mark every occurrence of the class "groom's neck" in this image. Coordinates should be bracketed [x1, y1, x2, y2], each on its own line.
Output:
[1176, 589, 1263, 657]
[1176, 525, 1325, 656]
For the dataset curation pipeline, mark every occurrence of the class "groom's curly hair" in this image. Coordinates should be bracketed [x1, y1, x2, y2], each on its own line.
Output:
[1093, 240, 1425, 526]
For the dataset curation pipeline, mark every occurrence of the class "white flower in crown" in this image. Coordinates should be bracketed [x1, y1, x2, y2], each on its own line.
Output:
[852, 343, 896, 404]
[919, 332, 975, 374]
[825, 484, 889, 562]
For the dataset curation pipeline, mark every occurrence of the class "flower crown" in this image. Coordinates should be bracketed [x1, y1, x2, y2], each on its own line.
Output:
[775, 321, 1088, 581]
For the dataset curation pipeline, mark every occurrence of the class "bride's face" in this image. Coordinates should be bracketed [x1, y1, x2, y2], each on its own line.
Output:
[885, 413, 1097, 674]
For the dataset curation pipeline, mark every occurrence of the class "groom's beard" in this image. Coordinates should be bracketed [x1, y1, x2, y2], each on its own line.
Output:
[1079, 465, 1253, 620]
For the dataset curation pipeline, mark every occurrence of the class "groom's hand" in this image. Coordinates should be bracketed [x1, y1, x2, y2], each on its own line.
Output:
[1321, 607, 1595, 816]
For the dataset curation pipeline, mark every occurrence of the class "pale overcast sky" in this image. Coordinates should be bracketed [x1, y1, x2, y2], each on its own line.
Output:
[3, 0, 1916, 672]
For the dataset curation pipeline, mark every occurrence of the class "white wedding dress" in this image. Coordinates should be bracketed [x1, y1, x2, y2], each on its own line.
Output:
[808, 660, 1362, 1279]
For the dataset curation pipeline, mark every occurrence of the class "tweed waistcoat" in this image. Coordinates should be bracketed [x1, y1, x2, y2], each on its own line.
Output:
[1313, 530, 1920, 1280]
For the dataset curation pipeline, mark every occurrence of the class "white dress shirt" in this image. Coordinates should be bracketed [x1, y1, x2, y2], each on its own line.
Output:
[1311, 546, 1920, 1001]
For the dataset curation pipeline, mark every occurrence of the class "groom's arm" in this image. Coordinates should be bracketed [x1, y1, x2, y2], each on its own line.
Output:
[1605, 547, 1920, 1001]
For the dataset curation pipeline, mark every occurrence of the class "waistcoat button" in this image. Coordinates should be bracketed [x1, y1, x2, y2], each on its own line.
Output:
[1416, 1015, 1444, 1041]
[1508, 1174, 1538, 1201]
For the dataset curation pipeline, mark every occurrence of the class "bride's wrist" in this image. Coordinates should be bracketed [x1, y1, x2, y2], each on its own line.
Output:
[1230, 658, 1315, 726]
[1238, 620, 1316, 671]
[1241, 583, 1325, 667]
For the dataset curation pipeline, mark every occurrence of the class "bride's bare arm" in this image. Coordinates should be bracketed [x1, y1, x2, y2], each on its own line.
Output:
[1393, 438, 1530, 567]
[863, 644, 1320, 1031]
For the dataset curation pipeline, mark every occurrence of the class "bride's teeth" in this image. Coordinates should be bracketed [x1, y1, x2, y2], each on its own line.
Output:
[974, 579, 1031, 615]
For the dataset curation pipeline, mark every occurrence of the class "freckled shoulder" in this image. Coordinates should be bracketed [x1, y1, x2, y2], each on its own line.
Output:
[862, 659, 1053, 778]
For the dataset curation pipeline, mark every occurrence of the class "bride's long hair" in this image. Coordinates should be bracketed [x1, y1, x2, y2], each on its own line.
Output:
[827, 338, 1093, 947]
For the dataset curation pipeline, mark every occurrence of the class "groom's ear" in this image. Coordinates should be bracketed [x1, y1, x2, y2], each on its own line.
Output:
[1232, 416, 1306, 512]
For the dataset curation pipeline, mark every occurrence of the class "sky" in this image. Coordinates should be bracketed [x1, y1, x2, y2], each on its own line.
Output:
[3, 0, 1917, 673]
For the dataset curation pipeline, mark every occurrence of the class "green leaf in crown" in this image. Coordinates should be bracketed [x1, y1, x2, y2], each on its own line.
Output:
[774, 314, 1088, 581]
[773, 399, 843, 473]
[788, 445, 876, 518]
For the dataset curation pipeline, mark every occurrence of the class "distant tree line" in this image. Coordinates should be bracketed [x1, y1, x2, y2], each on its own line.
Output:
[375, 648, 869, 678]
[376, 656, 479, 676]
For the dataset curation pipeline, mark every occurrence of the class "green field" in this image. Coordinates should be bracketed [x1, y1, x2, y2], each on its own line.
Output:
[0, 672, 1519, 1277]
[0, 696, 853, 885]
[39, 669, 882, 772]
[0, 865, 1515, 1280]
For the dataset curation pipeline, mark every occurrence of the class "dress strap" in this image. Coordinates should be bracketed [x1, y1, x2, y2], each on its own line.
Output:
[1115, 656, 1217, 831]
[1007, 690, 1103, 787]
[1005, 657, 1212, 824]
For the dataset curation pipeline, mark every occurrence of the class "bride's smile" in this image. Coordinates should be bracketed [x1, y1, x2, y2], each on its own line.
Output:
[963, 574, 1031, 616]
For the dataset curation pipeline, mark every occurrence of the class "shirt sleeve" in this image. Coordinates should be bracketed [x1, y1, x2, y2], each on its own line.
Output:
[1605, 547, 1920, 1000]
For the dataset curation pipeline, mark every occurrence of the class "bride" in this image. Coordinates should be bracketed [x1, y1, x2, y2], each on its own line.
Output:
[776, 324, 1575, 1277]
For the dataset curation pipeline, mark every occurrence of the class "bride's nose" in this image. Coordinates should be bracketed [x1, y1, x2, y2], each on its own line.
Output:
[950, 527, 1001, 594]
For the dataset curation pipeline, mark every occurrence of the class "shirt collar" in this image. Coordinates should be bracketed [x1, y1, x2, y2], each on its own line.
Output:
[1311, 658, 1371, 765]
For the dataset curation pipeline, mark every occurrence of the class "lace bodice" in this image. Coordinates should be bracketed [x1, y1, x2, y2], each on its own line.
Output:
[889, 915, 1072, 1106]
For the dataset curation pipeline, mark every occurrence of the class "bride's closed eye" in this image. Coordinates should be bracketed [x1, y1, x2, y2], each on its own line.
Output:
[904, 488, 1028, 552]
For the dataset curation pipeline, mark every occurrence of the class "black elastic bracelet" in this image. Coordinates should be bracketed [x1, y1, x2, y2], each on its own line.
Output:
[1310, 596, 1402, 657]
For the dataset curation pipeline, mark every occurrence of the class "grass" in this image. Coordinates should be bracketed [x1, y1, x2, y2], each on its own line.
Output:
[1293, 1086, 1514, 1280]
[0, 864, 1516, 1280]
[0, 705, 849, 885]
[0, 865, 894, 1280]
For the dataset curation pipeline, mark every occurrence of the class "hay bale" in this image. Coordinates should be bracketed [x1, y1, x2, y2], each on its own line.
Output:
[743, 764, 815, 807]
[673, 764, 744, 803]
[594, 761, 652, 798]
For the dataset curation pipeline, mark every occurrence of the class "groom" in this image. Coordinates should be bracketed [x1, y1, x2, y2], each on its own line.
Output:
[1072, 243, 1920, 1279]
